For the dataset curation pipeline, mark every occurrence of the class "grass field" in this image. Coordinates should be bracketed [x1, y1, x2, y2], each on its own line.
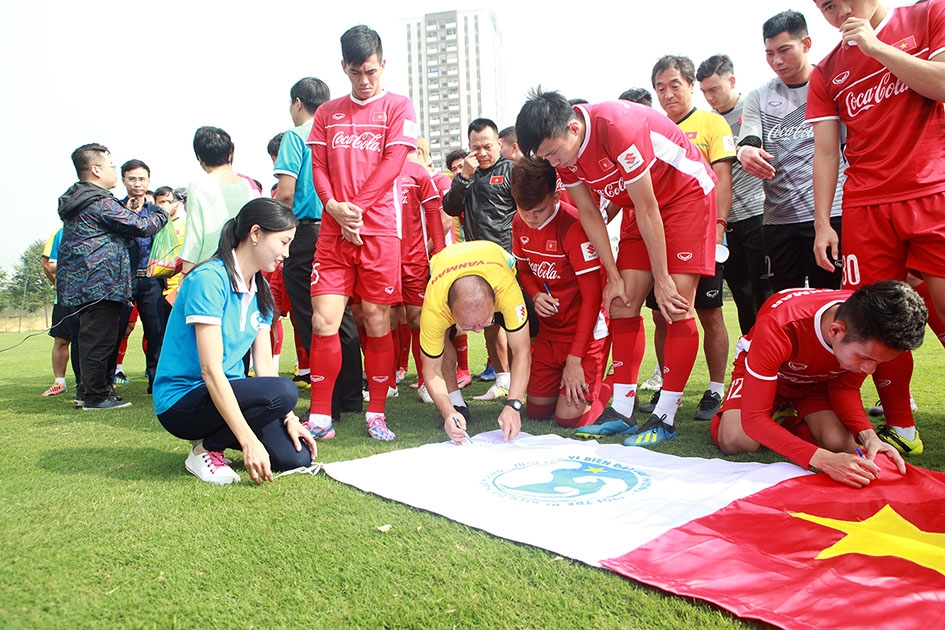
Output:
[1, 302, 942, 629]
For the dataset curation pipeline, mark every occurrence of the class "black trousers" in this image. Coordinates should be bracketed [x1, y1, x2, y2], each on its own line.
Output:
[77, 300, 123, 405]
[283, 220, 362, 417]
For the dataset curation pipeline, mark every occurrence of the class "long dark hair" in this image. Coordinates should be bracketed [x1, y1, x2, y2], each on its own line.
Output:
[215, 197, 297, 318]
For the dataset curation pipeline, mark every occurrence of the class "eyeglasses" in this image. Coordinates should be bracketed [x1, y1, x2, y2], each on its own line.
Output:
[455, 315, 495, 333]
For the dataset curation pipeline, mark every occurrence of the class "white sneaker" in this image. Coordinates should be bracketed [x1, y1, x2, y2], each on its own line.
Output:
[363, 386, 399, 402]
[868, 397, 918, 417]
[473, 384, 509, 401]
[417, 384, 434, 404]
[185, 449, 240, 485]
[640, 365, 663, 391]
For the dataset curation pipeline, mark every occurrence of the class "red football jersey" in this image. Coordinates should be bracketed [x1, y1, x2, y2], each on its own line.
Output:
[737, 288, 874, 466]
[512, 201, 603, 356]
[397, 160, 445, 263]
[308, 91, 418, 237]
[557, 101, 716, 242]
[806, 0, 945, 206]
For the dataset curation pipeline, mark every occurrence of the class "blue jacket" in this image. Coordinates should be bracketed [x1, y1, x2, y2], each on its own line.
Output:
[57, 182, 168, 306]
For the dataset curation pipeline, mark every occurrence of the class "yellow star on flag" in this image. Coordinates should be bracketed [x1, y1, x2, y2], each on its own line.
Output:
[790, 504, 945, 577]
[586, 466, 605, 473]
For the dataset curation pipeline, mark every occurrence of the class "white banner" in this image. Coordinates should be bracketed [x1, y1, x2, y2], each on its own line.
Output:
[324, 431, 809, 566]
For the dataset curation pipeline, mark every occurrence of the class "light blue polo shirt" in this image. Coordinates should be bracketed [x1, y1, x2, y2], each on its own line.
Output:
[153, 256, 272, 415]
[273, 120, 322, 220]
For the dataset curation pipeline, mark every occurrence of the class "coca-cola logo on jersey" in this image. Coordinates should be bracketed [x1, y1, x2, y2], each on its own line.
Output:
[845, 71, 909, 118]
[766, 122, 813, 142]
[601, 178, 626, 199]
[331, 131, 383, 152]
[528, 260, 560, 280]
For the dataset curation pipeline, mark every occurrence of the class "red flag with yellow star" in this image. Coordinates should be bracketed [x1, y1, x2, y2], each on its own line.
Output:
[603, 458, 945, 630]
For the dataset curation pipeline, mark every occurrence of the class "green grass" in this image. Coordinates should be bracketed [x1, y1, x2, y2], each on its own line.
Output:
[1, 303, 942, 629]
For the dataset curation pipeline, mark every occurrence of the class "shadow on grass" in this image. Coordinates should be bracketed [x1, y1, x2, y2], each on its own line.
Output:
[37, 446, 183, 481]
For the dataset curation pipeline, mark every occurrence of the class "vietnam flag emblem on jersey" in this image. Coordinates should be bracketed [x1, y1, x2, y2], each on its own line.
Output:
[372, 112, 388, 122]
[893, 35, 917, 51]
[598, 157, 614, 171]
[490, 175, 505, 185]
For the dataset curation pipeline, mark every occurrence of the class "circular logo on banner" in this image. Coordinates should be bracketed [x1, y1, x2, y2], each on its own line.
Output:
[484, 458, 649, 506]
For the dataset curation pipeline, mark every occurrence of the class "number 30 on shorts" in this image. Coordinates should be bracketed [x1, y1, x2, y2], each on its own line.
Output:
[841, 254, 861, 287]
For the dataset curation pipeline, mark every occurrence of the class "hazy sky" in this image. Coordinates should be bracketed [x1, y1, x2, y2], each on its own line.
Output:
[0, 0, 906, 272]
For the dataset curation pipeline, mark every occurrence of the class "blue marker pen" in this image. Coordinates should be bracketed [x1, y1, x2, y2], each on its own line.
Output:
[543, 282, 558, 313]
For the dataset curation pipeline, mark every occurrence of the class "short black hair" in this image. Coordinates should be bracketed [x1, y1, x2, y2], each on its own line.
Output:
[121, 159, 150, 177]
[153, 185, 176, 200]
[696, 54, 734, 82]
[498, 126, 517, 143]
[651, 55, 695, 88]
[290, 77, 330, 115]
[763, 10, 808, 41]
[267, 132, 284, 159]
[834, 280, 927, 352]
[510, 157, 557, 211]
[515, 88, 575, 157]
[341, 25, 382, 66]
[193, 126, 234, 167]
[618, 88, 653, 107]
[444, 149, 468, 170]
[468, 118, 498, 137]
[71, 143, 109, 178]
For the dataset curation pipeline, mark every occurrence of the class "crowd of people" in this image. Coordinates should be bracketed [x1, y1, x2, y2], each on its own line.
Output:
[44, 0, 945, 488]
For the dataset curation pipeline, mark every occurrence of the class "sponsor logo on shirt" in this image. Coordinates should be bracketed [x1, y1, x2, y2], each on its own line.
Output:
[311, 375, 325, 383]
[787, 362, 808, 371]
[332, 113, 345, 120]
[845, 72, 910, 118]
[706, 289, 719, 299]
[601, 178, 627, 199]
[490, 175, 505, 185]
[528, 260, 560, 280]
[617, 144, 644, 173]
[516, 303, 527, 324]
[519, 236, 529, 244]
[545, 241, 557, 252]
[403, 119, 419, 140]
[580, 242, 598, 262]
[332, 131, 384, 152]
[384, 286, 395, 295]
[874, 379, 893, 388]
[766, 123, 813, 142]
[832, 71, 851, 85]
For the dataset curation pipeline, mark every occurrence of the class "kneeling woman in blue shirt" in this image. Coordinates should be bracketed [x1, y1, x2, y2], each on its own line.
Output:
[154, 198, 315, 485]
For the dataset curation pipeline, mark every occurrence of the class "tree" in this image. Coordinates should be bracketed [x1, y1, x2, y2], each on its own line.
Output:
[4, 239, 55, 313]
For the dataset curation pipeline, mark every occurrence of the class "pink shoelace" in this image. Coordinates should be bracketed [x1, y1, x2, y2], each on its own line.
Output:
[204, 451, 229, 471]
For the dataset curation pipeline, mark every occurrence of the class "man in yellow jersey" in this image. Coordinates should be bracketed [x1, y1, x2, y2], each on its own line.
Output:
[419, 241, 531, 444]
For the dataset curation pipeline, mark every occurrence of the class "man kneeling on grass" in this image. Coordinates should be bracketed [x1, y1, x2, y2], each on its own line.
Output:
[711, 280, 926, 488]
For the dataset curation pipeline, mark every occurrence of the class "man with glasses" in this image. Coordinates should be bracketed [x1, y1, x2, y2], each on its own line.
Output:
[419, 241, 531, 444]
[57, 144, 167, 410]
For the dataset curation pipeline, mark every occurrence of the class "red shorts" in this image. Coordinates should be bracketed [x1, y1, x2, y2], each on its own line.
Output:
[527, 335, 608, 399]
[841, 191, 945, 288]
[616, 193, 715, 276]
[265, 263, 289, 315]
[710, 351, 833, 445]
[401, 259, 430, 307]
[311, 234, 402, 304]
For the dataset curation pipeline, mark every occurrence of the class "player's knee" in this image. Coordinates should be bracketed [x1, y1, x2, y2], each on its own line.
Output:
[526, 400, 556, 421]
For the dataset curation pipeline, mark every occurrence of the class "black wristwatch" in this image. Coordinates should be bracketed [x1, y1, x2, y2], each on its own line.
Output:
[505, 399, 523, 412]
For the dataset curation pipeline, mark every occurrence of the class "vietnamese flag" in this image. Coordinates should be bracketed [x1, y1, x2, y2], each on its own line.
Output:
[603, 458, 945, 630]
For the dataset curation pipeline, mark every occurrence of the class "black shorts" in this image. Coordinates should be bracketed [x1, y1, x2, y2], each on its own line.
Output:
[48, 303, 77, 340]
[763, 218, 842, 292]
[646, 262, 724, 310]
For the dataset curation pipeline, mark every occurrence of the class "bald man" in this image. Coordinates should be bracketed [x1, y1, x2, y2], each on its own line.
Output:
[419, 241, 531, 443]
